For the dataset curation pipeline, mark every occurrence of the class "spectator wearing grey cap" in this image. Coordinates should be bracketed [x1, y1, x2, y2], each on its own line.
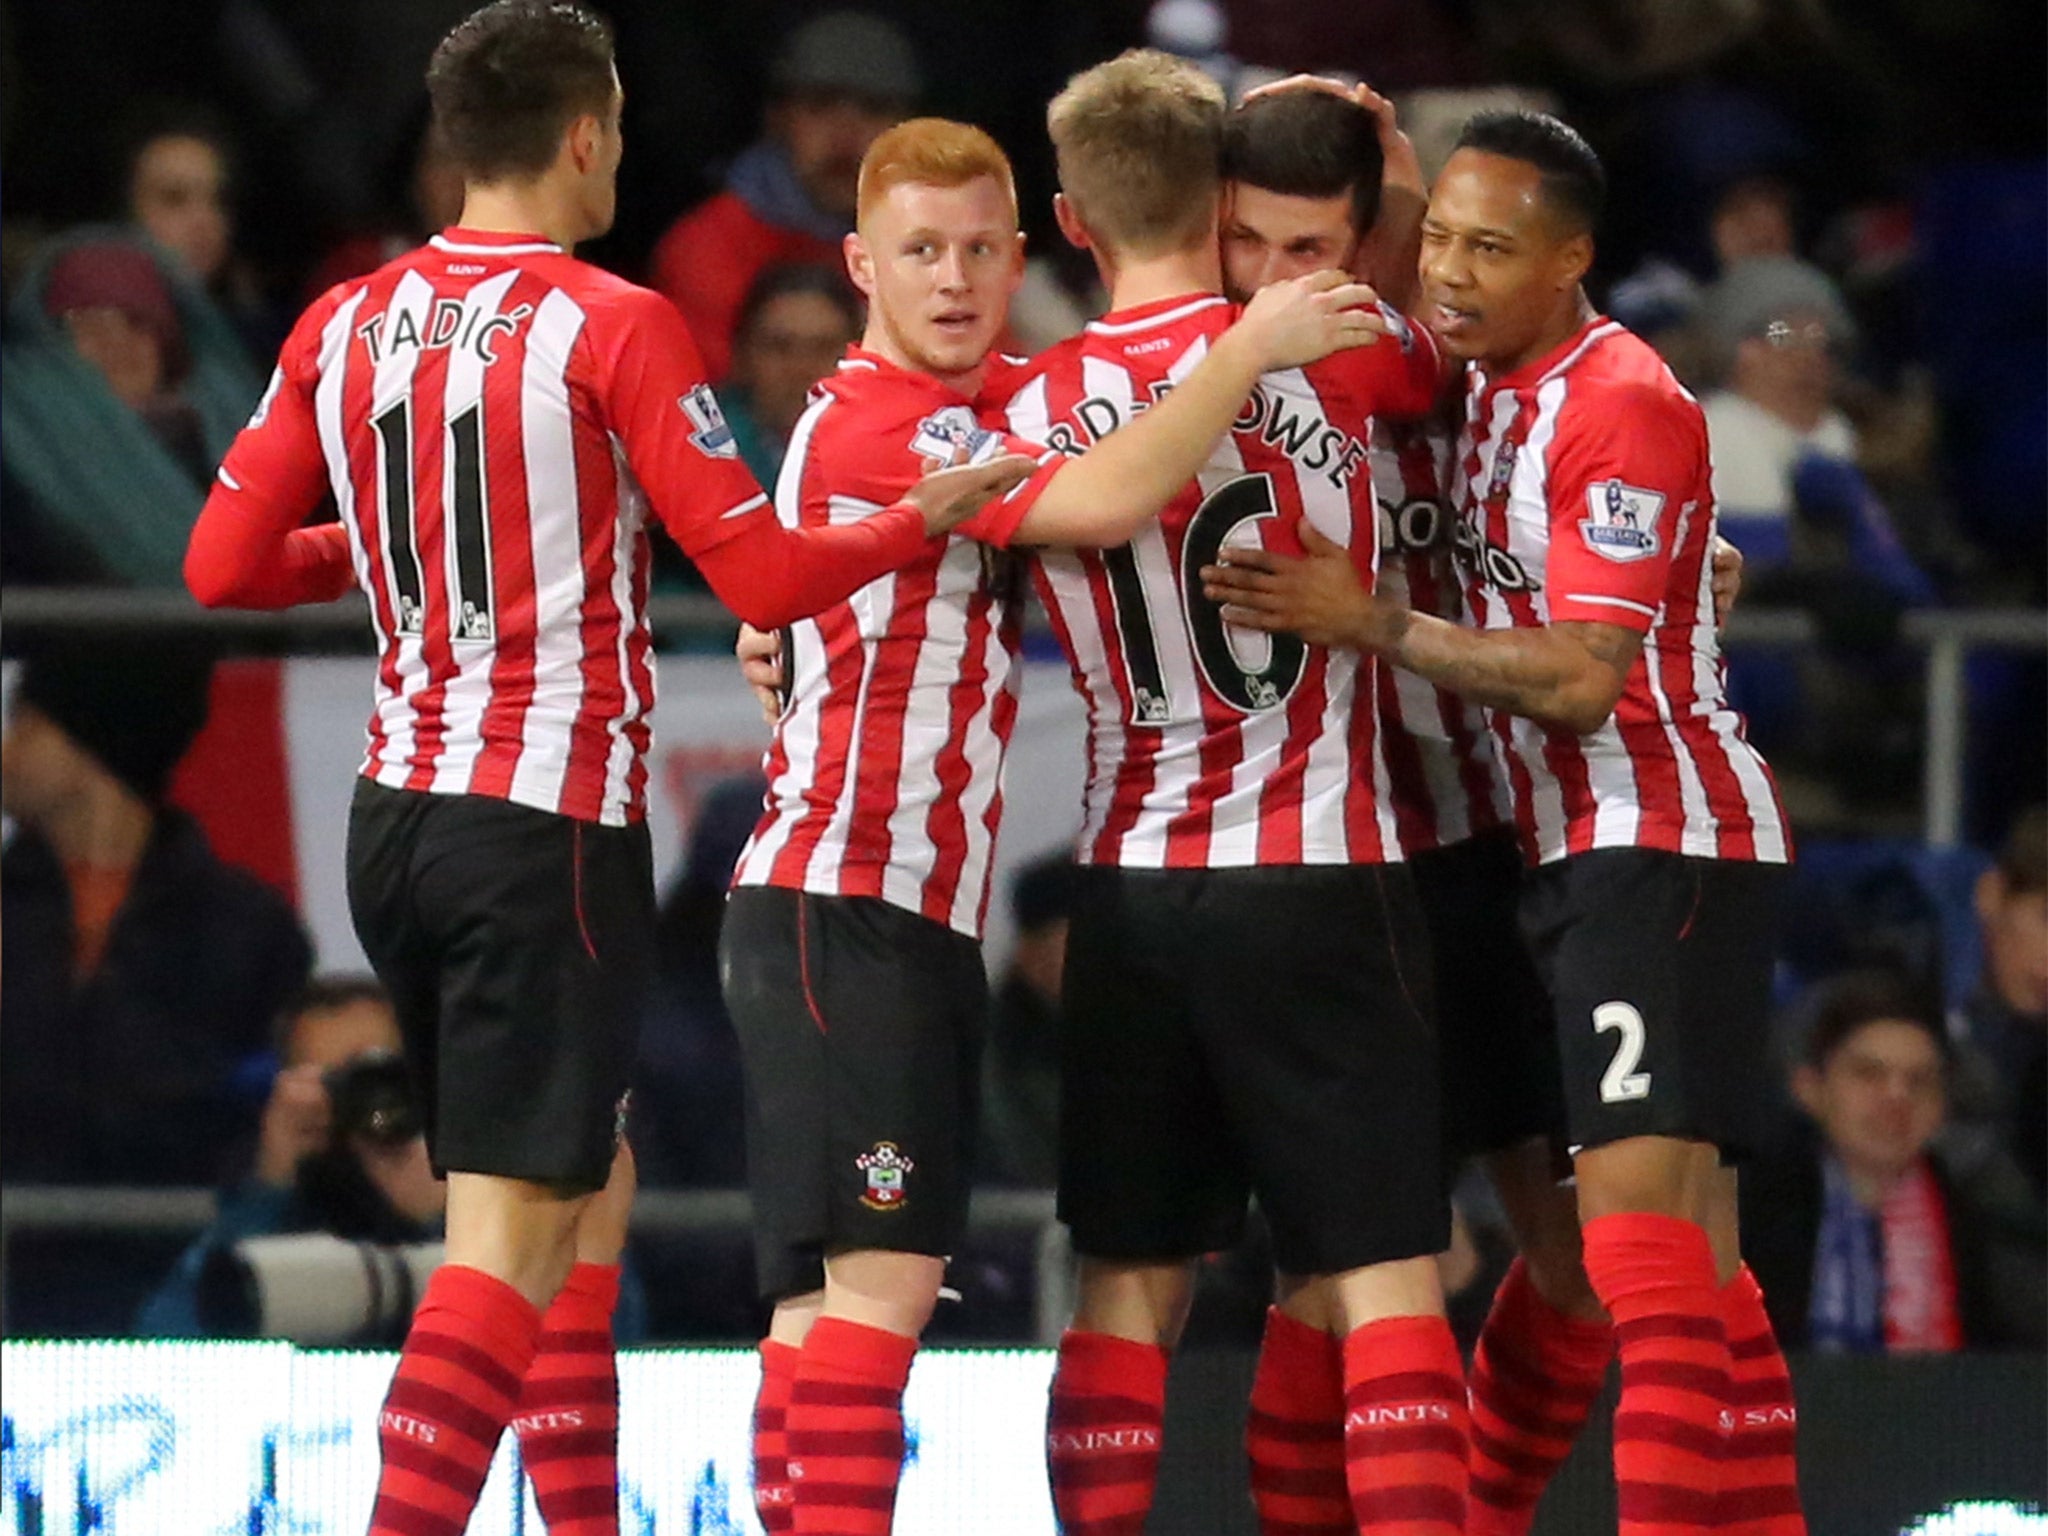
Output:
[1699, 255, 1936, 821]
[648, 9, 921, 379]
[1699, 254, 1932, 604]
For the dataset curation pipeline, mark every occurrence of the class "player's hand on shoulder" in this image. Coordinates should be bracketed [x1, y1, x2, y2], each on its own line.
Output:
[1236, 269, 1390, 370]
[903, 453, 1039, 537]
[735, 623, 784, 725]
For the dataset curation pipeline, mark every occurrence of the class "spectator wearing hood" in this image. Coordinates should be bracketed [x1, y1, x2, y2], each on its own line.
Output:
[1, 228, 265, 586]
[0, 641, 313, 1186]
[647, 10, 919, 379]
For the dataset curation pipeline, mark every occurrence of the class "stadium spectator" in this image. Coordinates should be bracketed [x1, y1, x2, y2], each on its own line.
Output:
[115, 100, 279, 357]
[298, 104, 467, 302]
[1741, 970, 2046, 1351]
[720, 263, 864, 494]
[647, 9, 919, 379]
[0, 642, 313, 1187]
[1699, 253, 1937, 817]
[1, 229, 264, 586]
[977, 852, 1078, 1189]
[1947, 807, 2048, 1203]
[134, 977, 448, 1339]
[1700, 254, 1933, 602]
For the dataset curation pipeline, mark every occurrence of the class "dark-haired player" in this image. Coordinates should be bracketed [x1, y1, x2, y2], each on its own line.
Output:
[1208, 110, 1803, 1536]
[183, 4, 1032, 1533]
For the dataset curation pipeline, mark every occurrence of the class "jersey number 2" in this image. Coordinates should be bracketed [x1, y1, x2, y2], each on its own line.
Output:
[371, 401, 495, 641]
[1593, 1001, 1652, 1103]
[1105, 473, 1308, 721]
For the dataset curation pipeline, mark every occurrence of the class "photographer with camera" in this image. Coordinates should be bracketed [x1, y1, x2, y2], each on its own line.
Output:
[136, 977, 451, 1340]
[136, 977, 647, 1345]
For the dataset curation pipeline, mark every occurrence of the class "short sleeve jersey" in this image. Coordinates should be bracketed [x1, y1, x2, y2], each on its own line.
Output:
[1448, 317, 1788, 864]
[731, 348, 1061, 938]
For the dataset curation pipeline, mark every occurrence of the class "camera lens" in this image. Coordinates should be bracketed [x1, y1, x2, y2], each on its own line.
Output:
[322, 1049, 420, 1146]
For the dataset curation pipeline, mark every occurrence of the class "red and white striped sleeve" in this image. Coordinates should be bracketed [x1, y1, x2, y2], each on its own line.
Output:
[587, 287, 930, 629]
[1541, 383, 1705, 633]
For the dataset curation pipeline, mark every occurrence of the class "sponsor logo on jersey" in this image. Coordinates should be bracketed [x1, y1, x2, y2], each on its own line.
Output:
[680, 384, 738, 459]
[1451, 516, 1541, 593]
[909, 406, 1004, 469]
[1580, 478, 1664, 561]
[857, 1140, 914, 1210]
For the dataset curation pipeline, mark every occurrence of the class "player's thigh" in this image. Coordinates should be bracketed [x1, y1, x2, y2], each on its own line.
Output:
[1414, 830, 1565, 1168]
[1190, 865, 1450, 1277]
[721, 885, 832, 1301]
[344, 781, 446, 1146]
[724, 889, 984, 1294]
[414, 795, 654, 1195]
[1521, 848, 1779, 1164]
[1058, 868, 1249, 1263]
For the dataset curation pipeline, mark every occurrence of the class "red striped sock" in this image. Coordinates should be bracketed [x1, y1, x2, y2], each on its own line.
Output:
[1467, 1256, 1615, 1536]
[754, 1338, 803, 1533]
[786, 1317, 916, 1535]
[1045, 1330, 1168, 1536]
[1582, 1213, 1731, 1536]
[512, 1261, 619, 1536]
[1341, 1314, 1470, 1535]
[1245, 1308, 1350, 1535]
[1719, 1266, 1806, 1535]
[368, 1264, 541, 1536]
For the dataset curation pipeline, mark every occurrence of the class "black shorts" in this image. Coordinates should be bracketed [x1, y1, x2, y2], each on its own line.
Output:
[720, 887, 985, 1302]
[1058, 864, 1447, 1278]
[344, 779, 653, 1195]
[1412, 829, 1565, 1163]
[1519, 848, 1787, 1161]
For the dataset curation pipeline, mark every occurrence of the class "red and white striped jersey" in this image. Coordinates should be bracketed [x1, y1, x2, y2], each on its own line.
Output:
[1368, 421, 1512, 855]
[1449, 316, 1789, 865]
[209, 228, 776, 826]
[732, 348, 1060, 938]
[1002, 293, 1442, 869]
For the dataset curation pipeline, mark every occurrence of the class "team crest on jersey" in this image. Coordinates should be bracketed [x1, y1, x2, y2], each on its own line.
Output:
[856, 1141, 914, 1210]
[679, 384, 738, 459]
[909, 406, 1004, 469]
[1579, 478, 1664, 562]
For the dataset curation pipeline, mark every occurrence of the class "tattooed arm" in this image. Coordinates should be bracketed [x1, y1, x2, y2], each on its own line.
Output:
[1201, 522, 1640, 735]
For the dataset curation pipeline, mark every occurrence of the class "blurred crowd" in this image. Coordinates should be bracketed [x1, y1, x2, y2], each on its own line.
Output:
[0, 0, 2042, 1346]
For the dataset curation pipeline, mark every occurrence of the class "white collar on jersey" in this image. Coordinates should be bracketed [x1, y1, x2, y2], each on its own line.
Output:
[1084, 294, 1229, 337]
[428, 232, 564, 257]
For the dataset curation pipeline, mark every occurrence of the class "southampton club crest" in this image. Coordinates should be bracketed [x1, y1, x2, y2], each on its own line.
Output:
[1579, 477, 1665, 562]
[857, 1141, 915, 1211]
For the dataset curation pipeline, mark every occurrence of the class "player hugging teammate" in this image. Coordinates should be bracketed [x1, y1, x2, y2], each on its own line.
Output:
[192, 1, 1803, 1529]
